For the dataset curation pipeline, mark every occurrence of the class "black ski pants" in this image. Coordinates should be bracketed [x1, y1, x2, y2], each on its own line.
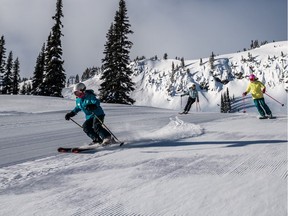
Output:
[82, 115, 110, 142]
[184, 97, 196, 112]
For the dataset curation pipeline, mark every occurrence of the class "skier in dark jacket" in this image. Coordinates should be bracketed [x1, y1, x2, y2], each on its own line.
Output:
[180, 84, 199, 114]
[65, 82, 112, 145]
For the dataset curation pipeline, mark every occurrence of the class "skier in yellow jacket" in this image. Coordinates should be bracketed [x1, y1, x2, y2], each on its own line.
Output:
[242, 74, 273, 119]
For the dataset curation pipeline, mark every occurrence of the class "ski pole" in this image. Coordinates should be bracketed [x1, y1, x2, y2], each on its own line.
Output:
[242, 96, 246, 113]
[70, 118, 83, 128]
[91, 112, 123, 144]
[264, 92, 285, 106]
[197, 102, 201, 111]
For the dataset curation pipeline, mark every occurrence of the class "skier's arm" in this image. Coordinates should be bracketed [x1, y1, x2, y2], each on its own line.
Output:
[181, 92, 189, 97]
[243, 84, 251, 96]
[260, 82, 266, 93]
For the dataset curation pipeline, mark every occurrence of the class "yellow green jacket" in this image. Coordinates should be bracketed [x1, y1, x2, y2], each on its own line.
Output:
[245, 80, 265, 99]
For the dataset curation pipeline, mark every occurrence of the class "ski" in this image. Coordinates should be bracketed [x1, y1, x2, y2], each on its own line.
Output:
[58, 142, 124, 154]
[258, 116, 276, 119]
[178, 112, 189, 115]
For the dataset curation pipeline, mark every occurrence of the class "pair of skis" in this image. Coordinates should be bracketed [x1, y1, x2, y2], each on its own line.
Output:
[60, 113, 124, 153]
[58, 142, 124, 154]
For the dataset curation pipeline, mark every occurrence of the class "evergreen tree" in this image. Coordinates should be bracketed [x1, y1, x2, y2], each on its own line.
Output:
[180, 57, 185, 68]
[100, 23, 117, 101]
[226, 88, 231, 112]
[209, 52, 215, 70]
[12, 57, 20, 94]
[220, 94, 225, 113]
[32, 43, 45, 95]
[0, 35, 6, 92]
[41, 0, 66, 97]
[27, 82, 32, 94]
[100, 0, 135, 104]
[163, 53, 168, 60]
[20, 82, 27, 95]
[220, 88, 232, 113]
[2, 51, 13, 94]
[75, 74, 80, 83]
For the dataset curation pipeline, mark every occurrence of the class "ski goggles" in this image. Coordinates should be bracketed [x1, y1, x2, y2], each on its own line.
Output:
[74, 91, 85, 98]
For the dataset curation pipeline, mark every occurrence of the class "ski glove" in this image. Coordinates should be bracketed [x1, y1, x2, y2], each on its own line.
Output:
[242, 92, 247, 97]
[262, 88, 266, 93]
[65, 111, 75, 120]
[86, 104, 98, 111]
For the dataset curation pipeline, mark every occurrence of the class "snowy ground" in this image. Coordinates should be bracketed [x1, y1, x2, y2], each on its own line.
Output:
[0, 95, 287, 216]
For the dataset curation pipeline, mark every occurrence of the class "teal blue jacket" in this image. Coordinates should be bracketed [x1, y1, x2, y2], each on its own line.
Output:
[181, 88, 199, 101]
[72, 90, 105, 120]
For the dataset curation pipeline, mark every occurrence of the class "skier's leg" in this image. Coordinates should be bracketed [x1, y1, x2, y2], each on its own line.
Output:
[253, 99, 265, 117]
[186, 98, 195, 112]
[183, 101, 190, 112]
[258, 98, 272, 115]
[82, 118, 99, 141]
[93, 115, 110, 141]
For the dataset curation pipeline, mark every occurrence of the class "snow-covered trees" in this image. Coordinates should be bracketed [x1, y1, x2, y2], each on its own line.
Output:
[2, 51, 13, 94]
[32, 43, 45, 95]
[40, 0, 66, 97]
[0, 35, 6, 93]
[99, 0, 135, 105]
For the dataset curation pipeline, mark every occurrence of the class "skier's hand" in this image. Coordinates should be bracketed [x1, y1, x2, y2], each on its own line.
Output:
[242, 92, 247, 97]
[65, 112, 75, 121]
[86, 104, 97, 111]
[180, 95, 183, 97]
[262, 88, 266, 93]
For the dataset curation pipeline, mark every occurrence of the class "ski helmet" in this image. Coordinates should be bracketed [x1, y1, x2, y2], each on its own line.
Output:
[249, 74, 256, 81]
[73, 82, 86, 93]
[189, 84, 196, 88]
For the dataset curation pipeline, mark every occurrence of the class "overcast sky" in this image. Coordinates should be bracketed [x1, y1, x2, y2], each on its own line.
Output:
[0, 0, 287, 78]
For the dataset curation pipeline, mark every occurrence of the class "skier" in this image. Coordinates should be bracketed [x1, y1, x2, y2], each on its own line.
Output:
[65, 82, 112, 145]
[242, 74, 273, 119]
[180, 84, 199, 114]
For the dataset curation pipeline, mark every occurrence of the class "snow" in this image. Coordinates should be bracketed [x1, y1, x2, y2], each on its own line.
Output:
[0, 94, 287, 216]
[0, 41, 287, 215]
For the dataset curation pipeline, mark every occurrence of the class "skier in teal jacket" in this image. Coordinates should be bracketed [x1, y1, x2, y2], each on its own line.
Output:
[65, 83, 111, 145]
[180, 84, 199, 114]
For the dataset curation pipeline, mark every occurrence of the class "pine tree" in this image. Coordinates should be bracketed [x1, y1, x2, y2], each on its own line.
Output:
[180, 57, 185, 68]
[100, 0, 135, 104]
[163, 53, 168, 60]
[220, 94, 225, 113]
[100, 23, 117, 101]
[75, 74, 79, 84]
[12, 57, 20, 94]
[209, 52, 215, 70]
[0, 35, 6, 92]
[32, 43, 45, 95]
[226, 88, 231, 112]
[2, 51, 13, 94]
[20, 82, 27, 95]
[41, 0, 66, 97]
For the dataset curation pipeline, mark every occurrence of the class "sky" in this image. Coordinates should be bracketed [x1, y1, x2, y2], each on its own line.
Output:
[0, 0, 287, 78]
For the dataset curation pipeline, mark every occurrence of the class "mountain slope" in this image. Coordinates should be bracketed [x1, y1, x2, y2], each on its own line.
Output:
[63, 41, 287, 112]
